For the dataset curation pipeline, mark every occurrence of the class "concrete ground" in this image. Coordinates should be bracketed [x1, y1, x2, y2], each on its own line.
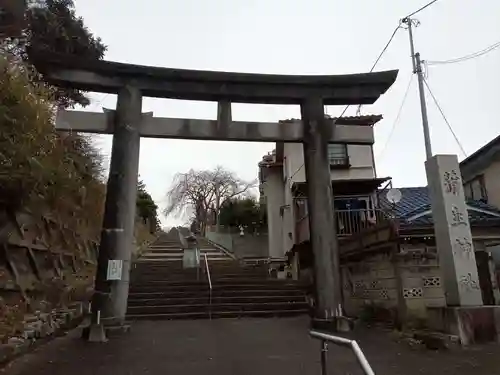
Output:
[2, 317, 500, 375]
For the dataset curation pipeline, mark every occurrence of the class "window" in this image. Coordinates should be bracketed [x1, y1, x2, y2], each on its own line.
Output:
[464, 175, 487, 202]
[464, 183, 473, 200]
[327, 144, 348, 167]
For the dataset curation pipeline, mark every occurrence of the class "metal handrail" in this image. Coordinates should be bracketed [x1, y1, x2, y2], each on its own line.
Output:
[203, 253, 213, 320]
[310, 330, 375, 375]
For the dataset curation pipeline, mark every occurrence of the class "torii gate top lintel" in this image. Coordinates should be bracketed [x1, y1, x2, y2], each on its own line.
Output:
[32, 52, 398, 105]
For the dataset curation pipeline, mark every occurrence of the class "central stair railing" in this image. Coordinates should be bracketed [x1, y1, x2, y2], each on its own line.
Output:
[310, 330, 375, 375]
[203, 253, 213, 319]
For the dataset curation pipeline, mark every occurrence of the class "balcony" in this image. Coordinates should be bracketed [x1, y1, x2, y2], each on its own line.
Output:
[336, 209, 389, 236]
[295, 208, 390, 244]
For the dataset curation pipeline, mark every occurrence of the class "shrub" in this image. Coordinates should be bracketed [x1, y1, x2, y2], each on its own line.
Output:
[0, 54, 105, 238]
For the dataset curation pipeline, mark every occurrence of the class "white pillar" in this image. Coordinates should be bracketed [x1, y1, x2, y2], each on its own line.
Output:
[264, 170, 284, 258]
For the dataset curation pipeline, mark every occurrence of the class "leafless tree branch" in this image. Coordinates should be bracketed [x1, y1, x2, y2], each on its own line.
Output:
[164, 166, 256, 233]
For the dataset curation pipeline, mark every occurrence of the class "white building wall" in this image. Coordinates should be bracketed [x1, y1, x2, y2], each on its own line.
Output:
[263, 168, 285, 258]
[284, 143, 376, 183]
[282, 179, 295, 255]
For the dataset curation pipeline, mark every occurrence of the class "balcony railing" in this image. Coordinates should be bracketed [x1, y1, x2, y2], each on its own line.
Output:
[336, 209, 387, 236]
[329, 157, 349, 168]
[296, 208, 389, 243]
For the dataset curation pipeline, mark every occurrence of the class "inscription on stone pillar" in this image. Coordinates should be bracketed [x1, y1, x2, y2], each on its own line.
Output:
[426, 155, 483, 306]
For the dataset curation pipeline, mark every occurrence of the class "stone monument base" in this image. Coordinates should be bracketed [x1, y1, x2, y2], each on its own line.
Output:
[427, 306, 500, 345]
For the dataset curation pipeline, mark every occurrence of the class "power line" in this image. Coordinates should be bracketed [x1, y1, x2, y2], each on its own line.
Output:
[356, 23, 403, 115]
[427, 40, 500, 66]
[290, 1, 442, 178]
[368, 25, 402, 73]
[377, 74, 414, 160]
[423, 79, 467, 158]
[404, 0, 441, 19]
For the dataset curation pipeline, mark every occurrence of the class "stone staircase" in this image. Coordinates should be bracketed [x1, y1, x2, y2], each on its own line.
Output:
[137, 234, 233, 263]
[127, 234, 309, 320]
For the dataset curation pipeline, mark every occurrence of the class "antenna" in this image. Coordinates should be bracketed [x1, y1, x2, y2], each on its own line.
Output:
[386, 188, 402, 204]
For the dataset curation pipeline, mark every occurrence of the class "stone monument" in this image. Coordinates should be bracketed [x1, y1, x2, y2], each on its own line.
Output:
[426, 154, 482, 306]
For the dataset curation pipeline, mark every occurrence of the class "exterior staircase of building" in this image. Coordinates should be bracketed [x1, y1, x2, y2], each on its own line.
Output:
[127, 232, 309, 320]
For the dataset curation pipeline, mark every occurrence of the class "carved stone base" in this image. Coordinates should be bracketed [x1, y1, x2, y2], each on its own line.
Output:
[427, 306, 500, 345]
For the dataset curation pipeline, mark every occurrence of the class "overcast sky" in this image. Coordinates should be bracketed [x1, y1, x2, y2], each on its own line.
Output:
[73, 0, 500, 227]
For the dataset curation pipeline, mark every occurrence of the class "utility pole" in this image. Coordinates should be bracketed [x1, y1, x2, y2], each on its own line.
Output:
[402, 17, 433, 160]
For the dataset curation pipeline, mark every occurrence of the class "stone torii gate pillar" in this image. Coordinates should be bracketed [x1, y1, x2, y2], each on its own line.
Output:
[301, 97, 342, 328]
[84, 86, 143, 342]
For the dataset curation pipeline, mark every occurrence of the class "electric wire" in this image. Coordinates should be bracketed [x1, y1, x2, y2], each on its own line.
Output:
[427, 40, 500, 66]
[356, 23, 403, 115]
[423, 79, 467, 158]
[290, 0, 442, 177]
[376, 74, 414, 160]
[368, 25, 402, 73]
[404, 0, 441, 19]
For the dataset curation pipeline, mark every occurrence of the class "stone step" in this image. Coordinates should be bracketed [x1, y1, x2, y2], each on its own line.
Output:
[128, 289, 306, 299]
[126, 308, 309, 320]
[150, 247, 180, 249]
[140, 253, 183, 257]
[129, 279, 306, 287]
[129, 283, 305, 293]
[131, 270, 269, 279]
[137, 258, 182, 262]
[127, 295, 306, 306]
[127, 301, 309, 315]
[130, 274, 269, 282]
[143, 248, 230, 255]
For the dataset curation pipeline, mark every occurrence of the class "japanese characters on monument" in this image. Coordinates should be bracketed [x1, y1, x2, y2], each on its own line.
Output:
[442, 167, 481, 295]
[426, 155, 482, 306]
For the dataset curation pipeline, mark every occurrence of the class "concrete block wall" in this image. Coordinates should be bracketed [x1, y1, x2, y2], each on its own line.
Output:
[396, 246, 445, 321]
[341, 245, 445, 323]
[341, 252, 399, 320]
[206, 231, 234, 252]
[205, 229, 269, 259]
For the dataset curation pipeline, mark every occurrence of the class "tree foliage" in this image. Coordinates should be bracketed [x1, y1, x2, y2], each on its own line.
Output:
[2, 0, 107, 108]
[165, 166, 256, 234]
[137, 179, 160, 234]
[219, 197, 266, 232]
[0, 55, 105, 237]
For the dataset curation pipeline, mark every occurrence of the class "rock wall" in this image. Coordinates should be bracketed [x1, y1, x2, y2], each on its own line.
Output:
[0, 208, 98, 345]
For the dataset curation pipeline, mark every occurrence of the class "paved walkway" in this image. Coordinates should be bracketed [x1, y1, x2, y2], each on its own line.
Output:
[2, 317, 500, 375]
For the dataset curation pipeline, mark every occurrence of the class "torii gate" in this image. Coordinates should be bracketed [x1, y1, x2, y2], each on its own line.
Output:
[33, 52, 397, 340]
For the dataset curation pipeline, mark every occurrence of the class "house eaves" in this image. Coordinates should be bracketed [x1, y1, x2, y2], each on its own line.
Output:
[460, 134, 500, 182]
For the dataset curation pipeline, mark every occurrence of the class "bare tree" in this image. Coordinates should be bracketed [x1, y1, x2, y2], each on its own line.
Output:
[210, 166, 255, 231]
[164, 166, 256, 234]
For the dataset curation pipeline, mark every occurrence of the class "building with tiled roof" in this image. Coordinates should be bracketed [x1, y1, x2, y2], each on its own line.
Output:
[378, 186, 500, 229]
